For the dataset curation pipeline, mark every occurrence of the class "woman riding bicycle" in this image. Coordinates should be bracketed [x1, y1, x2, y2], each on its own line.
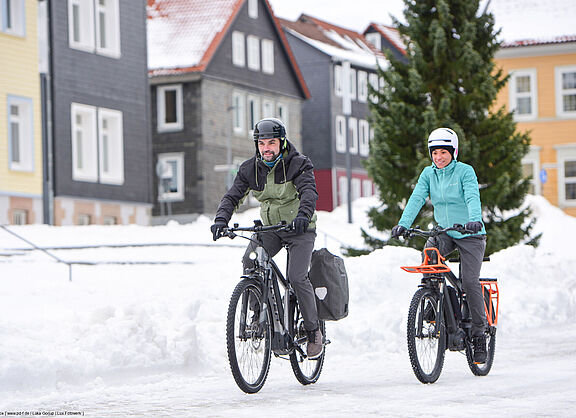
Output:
[391, 127, 488, 363]
[210, 118, 323, 359]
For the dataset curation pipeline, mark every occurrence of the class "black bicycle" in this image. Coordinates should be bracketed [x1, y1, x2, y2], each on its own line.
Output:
[218, 221, 326, 393]
[399, 225, 499, 384]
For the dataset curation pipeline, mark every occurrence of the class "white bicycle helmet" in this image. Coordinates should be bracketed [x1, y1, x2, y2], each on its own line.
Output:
[427, 128, 458, 160]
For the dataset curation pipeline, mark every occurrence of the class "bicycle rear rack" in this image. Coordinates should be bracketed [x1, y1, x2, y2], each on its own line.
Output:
[400, 247, 452, 274]
[480, 278, 499, 326]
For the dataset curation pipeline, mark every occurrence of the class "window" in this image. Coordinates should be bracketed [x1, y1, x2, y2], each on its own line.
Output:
[77, 214, 92, 225]
[338, 176, 347, 206]
[348, 117, 358, 155]
[247, 35, 260, 71]
[232, 31, 245, 67]
[262, 100, 274, 118]
[509, 69, 537, 120]
[555, 145, 576, 207]
[157, 153, 184, 201]
[68, 0, 120, 57]
[12, 209, 27, 225]
[1, 0, 25, 36]
[352, 178, 361, 201]
[248, 0, 258, 19]
[358, 71, 368, 103]
[247, 95, 260, 133]
[521, 146, 541, 195]
[71, 103, 124, 184]
[7, 95, 33, 172]
[555, 65, 576, 118]
[103, 215, 117, 225]
[365, 32, 381, 50]
[368, 73, 379, 103]
[276, 102, 288, 132]
[359, 119, 370, 157]
[349, 69, 357, 101]
[335, 116, 346, 153]
[362, 179, 373, 197]
[232, 91, 246, 134]
[157, 84, 183, 132]
[98, 108, 124, 184]
[334, 65, 343, 97]
[262, 39, 274, 74]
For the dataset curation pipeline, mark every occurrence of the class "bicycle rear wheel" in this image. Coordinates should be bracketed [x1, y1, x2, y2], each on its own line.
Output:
[407, 287, 446, 384]
[289, 297, 325, 385]
[226, 278, 272, 393]
[466, 288, 497, 376]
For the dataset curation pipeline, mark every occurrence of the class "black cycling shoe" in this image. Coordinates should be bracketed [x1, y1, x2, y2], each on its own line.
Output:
[472, 335, 487, 364]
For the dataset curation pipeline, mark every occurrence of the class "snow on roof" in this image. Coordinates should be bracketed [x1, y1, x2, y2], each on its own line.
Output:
[501, 34, 576, 48]
[367, 22, 406, 54]
[281, 14, 388, 70]
[147, 0, 240, 72]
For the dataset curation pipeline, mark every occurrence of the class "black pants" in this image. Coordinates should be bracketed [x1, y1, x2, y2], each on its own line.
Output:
[242, 229, 318, 331]
[425, 234, 488, 337]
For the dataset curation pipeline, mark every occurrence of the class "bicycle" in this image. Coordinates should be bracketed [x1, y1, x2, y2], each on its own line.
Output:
[218, 220, 326, 393]
[398, 224, 499, 384]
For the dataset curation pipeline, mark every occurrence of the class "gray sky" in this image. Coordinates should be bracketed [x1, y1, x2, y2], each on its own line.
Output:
[268, 0, 576, 42]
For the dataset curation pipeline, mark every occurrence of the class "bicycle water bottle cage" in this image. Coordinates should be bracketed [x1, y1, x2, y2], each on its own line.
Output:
[400, 247, 451, 274]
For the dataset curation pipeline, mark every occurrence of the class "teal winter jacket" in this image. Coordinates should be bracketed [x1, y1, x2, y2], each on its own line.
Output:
[398, 160, 486, 239]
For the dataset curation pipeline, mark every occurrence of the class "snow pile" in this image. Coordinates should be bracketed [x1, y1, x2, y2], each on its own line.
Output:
[0, 195, 574, 394]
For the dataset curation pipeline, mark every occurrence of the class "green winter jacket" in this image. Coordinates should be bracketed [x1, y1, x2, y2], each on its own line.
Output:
[398, 160, 485, 239]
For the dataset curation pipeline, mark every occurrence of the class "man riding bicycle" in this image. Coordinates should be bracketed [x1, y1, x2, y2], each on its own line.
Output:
[211, 118, 323, 359]
[391, 127, 488, 363]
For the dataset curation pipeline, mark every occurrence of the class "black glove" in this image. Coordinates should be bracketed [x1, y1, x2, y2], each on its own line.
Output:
[291, 216, 310, 235]
[391, 225, 406, 238]
[210, 218, 228, 241]
[465, 221, 483, 234]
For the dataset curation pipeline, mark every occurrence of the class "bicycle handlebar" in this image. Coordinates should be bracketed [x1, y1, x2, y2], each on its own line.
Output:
[221, 220, 290, 240]
[402, 224, 474, 239]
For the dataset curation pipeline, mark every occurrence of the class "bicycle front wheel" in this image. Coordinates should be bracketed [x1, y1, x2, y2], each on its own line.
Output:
[407, 287, 446, 384]
[289, 296, 325, 385]
[226, 278, 272, 393]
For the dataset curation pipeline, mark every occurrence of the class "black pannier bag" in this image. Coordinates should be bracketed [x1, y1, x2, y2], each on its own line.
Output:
[308, 248, 349, 321]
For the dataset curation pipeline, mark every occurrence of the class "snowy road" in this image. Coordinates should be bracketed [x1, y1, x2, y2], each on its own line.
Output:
[3, 322, 575, 416]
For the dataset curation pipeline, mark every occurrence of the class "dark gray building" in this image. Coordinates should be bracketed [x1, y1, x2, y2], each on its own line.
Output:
[147, 0, 309, 223]
[44, 0, 152, 225]
[281, 15, 405, 212]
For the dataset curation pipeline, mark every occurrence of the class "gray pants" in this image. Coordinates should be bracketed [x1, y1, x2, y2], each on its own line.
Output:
[242, 229, 318, 331]
[425, 234, 488, 337]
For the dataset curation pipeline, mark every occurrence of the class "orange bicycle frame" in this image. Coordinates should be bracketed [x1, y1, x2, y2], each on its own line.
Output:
[400, 247, 451, 274]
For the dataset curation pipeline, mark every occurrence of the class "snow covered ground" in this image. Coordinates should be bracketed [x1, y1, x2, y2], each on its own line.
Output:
[0, 195, 575, 416]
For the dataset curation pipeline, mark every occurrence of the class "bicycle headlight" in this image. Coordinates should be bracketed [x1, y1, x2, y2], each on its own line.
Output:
[248, 251, 257, 261]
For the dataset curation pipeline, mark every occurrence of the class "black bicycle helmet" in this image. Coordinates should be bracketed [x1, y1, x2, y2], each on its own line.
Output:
[253, 118, 288, 151]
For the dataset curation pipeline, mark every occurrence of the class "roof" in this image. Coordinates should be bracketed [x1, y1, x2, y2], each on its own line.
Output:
[501, 34, 576, 48]
[364, 22, 406, 55]
[280, 14, 388, 70]
[146, 0, 310, 98]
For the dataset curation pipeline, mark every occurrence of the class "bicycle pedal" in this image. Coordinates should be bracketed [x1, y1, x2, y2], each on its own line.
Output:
[324, 339, 331, 345]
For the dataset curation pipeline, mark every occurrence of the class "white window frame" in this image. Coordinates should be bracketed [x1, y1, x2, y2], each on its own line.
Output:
[71, 103, 98, 182]
[157, 152, 185, 201]
[509, 69, 538, 121]
[357, 71, 368, 103]
[362, 179, 373, 197]
[157, 84, 183, 132]
[68, 0, 95, 52]
[232, 31, 245, 67]
[262, 99, 274, 118]
[521, 146, 542, 195]
[95, 0, 120, 57]
[348, 117, 358, 155]
[7, 95, 33, 172]
[338, 176, 347, 206]
[349, 69, 357, 101]
[359, 119, 370, 157]
[555, 144, 576, 207]
[247, 95, 260, 133]
[276, 102, 288, 132]
[98, 107, 124, 185]
[12, 209, 28, 225]
[335, 115, 346, 153]
[232, 91, 246, 135]
[352, 178, 361, 201]
[262, 39, 274, 74]
[368, 72, 379, 103]
[555, 65, 576, 118]
[365, 32, 381, 50]
[247, 35, 260, 71]
[334, 65, 343, 97]
[1, 0, 25, 36]
[248, 0, 258, 19]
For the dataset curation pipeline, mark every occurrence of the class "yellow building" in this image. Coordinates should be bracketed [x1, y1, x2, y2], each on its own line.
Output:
[0, 0, 43, 224]
[494, 36, 576, 217]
